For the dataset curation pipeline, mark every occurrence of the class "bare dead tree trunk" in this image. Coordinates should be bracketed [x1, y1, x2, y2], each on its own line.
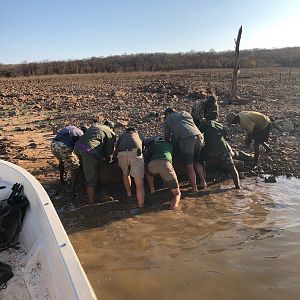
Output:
[231, 26, 242, 99]
[289, 54, 293, 80]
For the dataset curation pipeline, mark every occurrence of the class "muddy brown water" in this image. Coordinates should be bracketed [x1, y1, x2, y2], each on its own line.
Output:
[69, 177, 300, 300]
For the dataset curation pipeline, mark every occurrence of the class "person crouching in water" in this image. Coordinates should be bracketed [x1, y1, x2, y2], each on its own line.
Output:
[198, 111, 241, 189]
[115, 127, 145, 208]
[51, 125, 83, 183]
[144, 136, 181, 209]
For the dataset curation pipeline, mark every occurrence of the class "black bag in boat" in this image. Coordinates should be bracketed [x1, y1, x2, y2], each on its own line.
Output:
[0, 261, 13, 290]
[0, 183, 29, 250]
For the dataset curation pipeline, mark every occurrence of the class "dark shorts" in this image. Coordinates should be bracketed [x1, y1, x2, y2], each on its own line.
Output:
[254, 124, 271, 144]
[178, 135, 204, 165]
[204, 151, 235, 169]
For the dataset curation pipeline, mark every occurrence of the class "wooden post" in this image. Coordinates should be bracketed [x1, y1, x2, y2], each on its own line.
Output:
[231, 26, 242, 99]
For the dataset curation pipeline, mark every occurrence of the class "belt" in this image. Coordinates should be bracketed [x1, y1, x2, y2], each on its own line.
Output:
[120, 148, 137, 152]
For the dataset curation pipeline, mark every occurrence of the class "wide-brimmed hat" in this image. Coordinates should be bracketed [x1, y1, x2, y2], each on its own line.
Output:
[226, 112, 237, 124]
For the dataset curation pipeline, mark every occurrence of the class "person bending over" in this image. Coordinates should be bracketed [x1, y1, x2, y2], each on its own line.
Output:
[198, 112, 241, 189]
[164, 107, 207, 192]
[226, 111, 272, 166]
[74, 119, 115, 204]
[115, 127, 145, 208]
[144, 136, 181, 209]
[51, 125, 83, 183]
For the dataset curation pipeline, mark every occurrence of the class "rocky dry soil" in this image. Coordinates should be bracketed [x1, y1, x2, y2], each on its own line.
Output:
[0, 68, 299, 231]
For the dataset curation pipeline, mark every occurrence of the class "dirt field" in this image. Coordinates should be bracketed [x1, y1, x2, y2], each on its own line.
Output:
[0, 68, 299, 230]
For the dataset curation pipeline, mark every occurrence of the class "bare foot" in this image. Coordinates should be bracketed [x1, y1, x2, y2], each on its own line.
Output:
[198, 183, 207, 189]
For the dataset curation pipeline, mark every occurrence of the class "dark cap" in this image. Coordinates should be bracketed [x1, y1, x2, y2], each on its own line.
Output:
[154, 136, 164, 144]
[126, 127, 136, 132]
[104, 119, 115, 129]
[164, 107, 175, 117]
[226, 112, 237, 124]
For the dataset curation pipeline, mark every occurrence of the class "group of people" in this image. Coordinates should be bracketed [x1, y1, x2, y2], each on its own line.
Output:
[51, 95, 273, 210]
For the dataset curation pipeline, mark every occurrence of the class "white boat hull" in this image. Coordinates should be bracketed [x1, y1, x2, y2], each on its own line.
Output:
[0, 160, 97, 299]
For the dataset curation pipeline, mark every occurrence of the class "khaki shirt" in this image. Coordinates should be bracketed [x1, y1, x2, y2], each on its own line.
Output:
[164, 111, 201, 141]
[238, 111, 271, 134]
[116, 130, 143, 151]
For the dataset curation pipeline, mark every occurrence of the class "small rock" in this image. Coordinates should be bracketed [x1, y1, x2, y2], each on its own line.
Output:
[264, 175, 276, 183]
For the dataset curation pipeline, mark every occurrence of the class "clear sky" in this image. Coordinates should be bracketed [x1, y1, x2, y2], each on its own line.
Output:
[0, 0, 299, 64]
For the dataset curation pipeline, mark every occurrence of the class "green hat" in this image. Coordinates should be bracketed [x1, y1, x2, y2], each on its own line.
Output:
[226, 112, 237, 124]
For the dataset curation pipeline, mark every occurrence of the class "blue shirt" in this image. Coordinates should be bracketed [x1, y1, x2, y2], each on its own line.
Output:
[54, 126, 83, 148]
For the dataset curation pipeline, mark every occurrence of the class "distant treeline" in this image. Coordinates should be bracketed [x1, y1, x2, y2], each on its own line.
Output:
[1, 47, 299, 77]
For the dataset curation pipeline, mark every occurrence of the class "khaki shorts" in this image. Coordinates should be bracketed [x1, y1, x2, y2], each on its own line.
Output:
[50, 140, 80, 169]
[178, 135, 204, 164]
[147, 159, 179, 189]
[118, 149, 144, 178]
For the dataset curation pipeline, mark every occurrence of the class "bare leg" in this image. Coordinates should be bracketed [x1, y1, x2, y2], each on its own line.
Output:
[123, 175, 132, 197]
[169, 188, 181, 209]
[194, 162, 207, 189]
[145, 171, 155, 194]
[59, 161, 65, 183]
[229, 166, 241, 189]
[134, 177, 145, 207]
[186, 164, 198, 192]
[234, 150, 254, 161]
[86, 186, 95, 205]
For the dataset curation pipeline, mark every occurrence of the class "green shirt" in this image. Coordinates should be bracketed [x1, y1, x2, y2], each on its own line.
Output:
[78, 123, 116, 158]
[146, 142, 173, 164]
[198, 120, 230, 155]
